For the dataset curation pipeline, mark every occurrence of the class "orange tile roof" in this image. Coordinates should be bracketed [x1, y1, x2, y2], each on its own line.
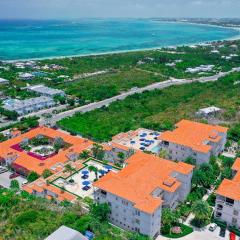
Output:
[159, 120, 228, 153]
[0, 126, 93, 175]
[232, 158, 240, 171]
[216, 158, 240, 201]
[23, 176, 77, 202]
[93, 151, 194, 214]
[102, 142, 130, 152]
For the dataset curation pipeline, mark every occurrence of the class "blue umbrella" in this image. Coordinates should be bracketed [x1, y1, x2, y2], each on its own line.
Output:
[82, 181, 90, 186]
[130, 141, 136, 144]
[99, 169, 106, 175]
[82, 170, 89, 175]
[104, 165, 113, 170]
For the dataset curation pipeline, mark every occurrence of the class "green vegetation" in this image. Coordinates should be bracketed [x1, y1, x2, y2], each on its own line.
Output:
[0, 116, 39, 133]
[0, 189, 149, 240]
[27, 171, 39, 183]
[162, 224, 193, 239]
[191, 200, 212, 227]
[58, 72, 240, 141]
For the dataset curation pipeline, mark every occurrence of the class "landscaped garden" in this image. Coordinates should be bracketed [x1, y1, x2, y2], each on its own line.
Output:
[14, 135, 70, 160]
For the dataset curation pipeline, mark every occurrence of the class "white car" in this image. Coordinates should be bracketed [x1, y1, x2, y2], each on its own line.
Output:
[0, 167, 7, 174]
[209, 223, 217, 232]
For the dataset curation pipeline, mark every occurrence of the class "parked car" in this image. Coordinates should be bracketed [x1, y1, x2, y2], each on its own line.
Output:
[229, 232, 236, 240]
[9, 173, 20, 179]
[0, 167, 7, 174]
[209, 223, 218, 232]
[219, 228, 226, 238]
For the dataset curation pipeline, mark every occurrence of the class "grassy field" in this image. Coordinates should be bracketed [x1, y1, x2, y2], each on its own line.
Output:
[56, 68, 166, 101]
[58, 72, 240, 142]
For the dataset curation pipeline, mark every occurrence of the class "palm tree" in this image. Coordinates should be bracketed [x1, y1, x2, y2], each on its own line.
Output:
[64, 164, 76, 180]
[192, 200, 211, 226]
[79, 150, 90, 160]
[88, 166, 98, 180]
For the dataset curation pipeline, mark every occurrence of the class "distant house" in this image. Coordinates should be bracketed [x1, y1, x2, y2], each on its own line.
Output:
[45, 226, 87, 240]
[196, 106, 222, 118]
[27, 84, 65, 98]
[19, 73, 34, 80]
[2, 96, 56, 116]
[0, 77, 9, 85]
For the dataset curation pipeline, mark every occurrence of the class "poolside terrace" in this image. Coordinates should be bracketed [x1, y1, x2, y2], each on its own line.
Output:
[112, 128, 161, 154]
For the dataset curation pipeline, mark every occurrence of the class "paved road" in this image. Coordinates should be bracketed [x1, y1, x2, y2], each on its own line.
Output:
[36, 67, 239, 126]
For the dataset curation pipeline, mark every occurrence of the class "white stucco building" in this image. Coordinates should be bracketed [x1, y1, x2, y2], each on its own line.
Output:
[3, 96, 56, 116]
[93, 151, 194, 238]
[159, 120, 228, 165]
[27, 84, 65, 98]
[215, 158, 240, 228]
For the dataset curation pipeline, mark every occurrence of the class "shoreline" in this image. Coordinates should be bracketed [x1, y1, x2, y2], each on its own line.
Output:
[3, 21, 240, 63]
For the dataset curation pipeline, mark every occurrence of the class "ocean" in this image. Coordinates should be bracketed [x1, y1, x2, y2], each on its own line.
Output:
[0, 19, 239, 60]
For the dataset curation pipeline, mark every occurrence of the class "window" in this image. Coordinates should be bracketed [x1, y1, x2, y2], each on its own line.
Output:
[232, 218, 238, 225]
[135, 210, 140, 216]
[234, 210, 239, 216]
[136, 219, 140, 224]
[122, 200, 128, 206]
[101, 190, 107, 195]
[226, 198, 234, 206]
[216, 212, 222, 218]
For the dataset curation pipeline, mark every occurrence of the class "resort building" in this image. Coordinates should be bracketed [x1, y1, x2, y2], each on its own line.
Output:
[159, 120, 228, 165]
[215, 158, 240, 228]
[0, 77, 9, 85]
[3, 96, 56, 116]
[23, 158, 120, 202]
[0, 126, 93, 175]
[27, 84, 65, 98]
[93, 151, 194, 238]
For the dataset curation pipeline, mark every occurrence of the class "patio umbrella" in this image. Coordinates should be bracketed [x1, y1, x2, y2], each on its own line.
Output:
[104, 165, 113, 170]
[98, 169, 106, 175]
[82, 170, 89, 175]
[82, 181, 91, 186]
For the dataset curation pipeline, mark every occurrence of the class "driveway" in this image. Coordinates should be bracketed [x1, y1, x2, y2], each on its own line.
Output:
[157, 226, 231, 240]
[0, 171, 27, 189]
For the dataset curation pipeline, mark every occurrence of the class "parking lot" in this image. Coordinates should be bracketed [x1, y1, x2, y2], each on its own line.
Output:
[158, 225, 234, 240]
[0, 171, 27, 189]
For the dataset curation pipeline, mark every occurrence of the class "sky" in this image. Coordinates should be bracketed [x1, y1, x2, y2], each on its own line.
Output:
[0, 0, 239, 19]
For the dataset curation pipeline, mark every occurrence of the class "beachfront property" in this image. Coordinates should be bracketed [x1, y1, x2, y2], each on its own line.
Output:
[159, 120, 228, 165]
[93, 151, 194, 238]
[215, 158, 240, 228]
[0, 77, 9, 85]
[111, 128, 161, 154]
[2, 96, 56, 116]
[27, 84, 65, 98]
[0, 126, 93, 175]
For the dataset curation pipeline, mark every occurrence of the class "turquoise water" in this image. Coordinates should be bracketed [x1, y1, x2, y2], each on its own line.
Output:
[0, 19, 239, 60]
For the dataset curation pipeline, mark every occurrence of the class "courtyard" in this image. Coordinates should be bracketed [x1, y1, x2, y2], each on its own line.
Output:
[53, 159, 119, 199]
